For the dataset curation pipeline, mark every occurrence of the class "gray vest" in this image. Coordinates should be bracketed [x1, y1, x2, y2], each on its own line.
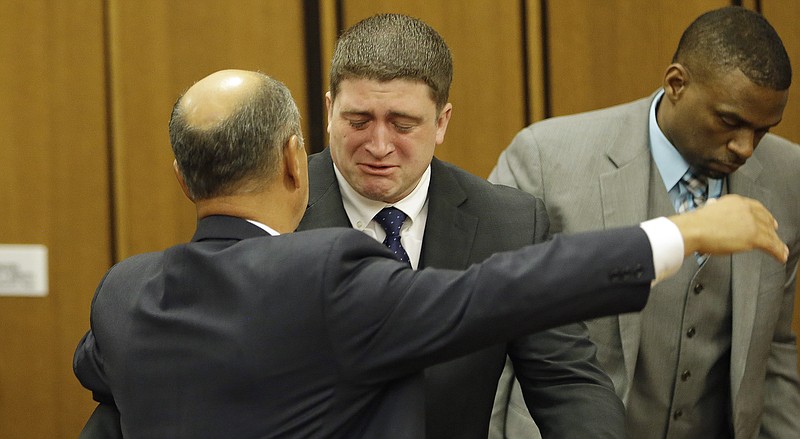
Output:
[626, 166, 733, 438]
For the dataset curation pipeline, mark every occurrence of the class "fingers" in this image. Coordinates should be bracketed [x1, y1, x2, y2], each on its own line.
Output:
[740, 196, 787, 263]
[669, 195, 788, 263]
[759, 223, 789, 263]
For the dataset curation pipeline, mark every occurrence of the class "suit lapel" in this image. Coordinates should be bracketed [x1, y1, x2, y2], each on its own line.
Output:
[297, 149, 352, 230]
[420, 159, 478, 269]
[727, 155, 766, 401]
[597, 96, 655, 400]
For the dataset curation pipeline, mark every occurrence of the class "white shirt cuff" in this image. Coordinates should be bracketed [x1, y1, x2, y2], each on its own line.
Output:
[639, 217, 684, 285]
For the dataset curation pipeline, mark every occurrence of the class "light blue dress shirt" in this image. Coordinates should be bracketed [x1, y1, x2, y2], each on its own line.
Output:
[648, 89, 723, 212]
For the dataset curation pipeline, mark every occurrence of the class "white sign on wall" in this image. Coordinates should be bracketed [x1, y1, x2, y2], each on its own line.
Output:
[0, 244, 48, 297]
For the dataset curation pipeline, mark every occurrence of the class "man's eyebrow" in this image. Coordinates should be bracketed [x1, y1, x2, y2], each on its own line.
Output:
[387, 111, 424, 123]
[340, 110, 372, 118]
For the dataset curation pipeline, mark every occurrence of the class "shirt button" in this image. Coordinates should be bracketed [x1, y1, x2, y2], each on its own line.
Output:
[356, 220, 364, 228]
[693, 283, 704, 294]
[686, 327, 696, 338]
[673, 409, 683, 420]
[681, 370, 692, 381]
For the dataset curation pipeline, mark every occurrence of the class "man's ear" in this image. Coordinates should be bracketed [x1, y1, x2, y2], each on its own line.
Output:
[173, 159, 193, 201]
[435, 103, 452, 145]
[325, 92, 333, 134]
[283, 135, 306, 190]
[663, 63, 690, 103]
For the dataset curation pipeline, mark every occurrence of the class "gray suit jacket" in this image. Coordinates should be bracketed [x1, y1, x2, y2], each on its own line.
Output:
[490, 94, 800, 439]
[298, 149, 625, 438]
[75, 215, 655, 438]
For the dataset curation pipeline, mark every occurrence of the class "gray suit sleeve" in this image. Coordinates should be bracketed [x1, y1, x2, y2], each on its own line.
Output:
[758, 254, 800, 438]
[489, 127, 545, 199]
[489, 182, 625, 439]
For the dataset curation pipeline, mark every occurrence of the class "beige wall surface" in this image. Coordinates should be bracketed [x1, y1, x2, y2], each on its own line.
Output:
[1, 1, 798, 436]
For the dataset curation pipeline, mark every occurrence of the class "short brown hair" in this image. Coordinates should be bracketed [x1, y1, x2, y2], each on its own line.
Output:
[329, 14, 453, 112]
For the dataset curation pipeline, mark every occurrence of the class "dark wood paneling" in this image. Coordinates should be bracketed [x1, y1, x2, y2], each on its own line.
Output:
[546, 0, 729, 116]
[760, 0, 800, 143]
[0, 1, 110, 437]
[107, 0, 308, 258]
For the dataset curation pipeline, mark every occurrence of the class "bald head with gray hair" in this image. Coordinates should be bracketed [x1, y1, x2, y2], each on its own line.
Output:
[169, 70, 302, 200]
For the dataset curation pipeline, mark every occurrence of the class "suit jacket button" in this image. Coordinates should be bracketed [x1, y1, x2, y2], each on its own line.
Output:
[693, 283, 704, 294]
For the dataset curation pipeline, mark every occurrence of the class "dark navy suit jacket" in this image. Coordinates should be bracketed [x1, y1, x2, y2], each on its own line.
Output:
[75, 212, 653, 438]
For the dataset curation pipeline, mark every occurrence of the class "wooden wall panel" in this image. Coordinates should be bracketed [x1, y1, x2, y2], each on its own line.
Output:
[337, 0, 526, 178]
[0, 1, 110, 437]
[546, 0, 729, 116]
[760, 0, 800, 372]
[107, 0, 308, 258]
[760, 0, 800, 143]
[525, 0, 546, 123]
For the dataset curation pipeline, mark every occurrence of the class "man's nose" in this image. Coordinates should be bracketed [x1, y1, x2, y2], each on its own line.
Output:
[365, 123, 394, 157]
[728, 129, 755, 160]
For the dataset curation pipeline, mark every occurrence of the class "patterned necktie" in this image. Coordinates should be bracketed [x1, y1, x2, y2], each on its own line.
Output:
[374, 207, 410, 264]
[678, 169, 710, 264]
[678, 170, 709, 214]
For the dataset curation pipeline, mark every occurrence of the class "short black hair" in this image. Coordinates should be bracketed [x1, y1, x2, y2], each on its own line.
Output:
[673, 6, 791, 90]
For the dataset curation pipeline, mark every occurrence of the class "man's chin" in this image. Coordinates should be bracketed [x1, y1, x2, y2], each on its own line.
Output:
[358, 184, 399, 204]
[702, 162, 739, 179]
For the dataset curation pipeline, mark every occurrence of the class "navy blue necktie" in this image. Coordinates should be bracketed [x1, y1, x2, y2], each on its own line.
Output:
[374, 207, 410, 265]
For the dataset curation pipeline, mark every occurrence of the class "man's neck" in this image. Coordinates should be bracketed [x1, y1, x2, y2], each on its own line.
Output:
[194, 191, 297, 233]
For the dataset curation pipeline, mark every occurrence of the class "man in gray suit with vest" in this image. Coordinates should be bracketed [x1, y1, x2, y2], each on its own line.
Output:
[490, 6, 800, 438]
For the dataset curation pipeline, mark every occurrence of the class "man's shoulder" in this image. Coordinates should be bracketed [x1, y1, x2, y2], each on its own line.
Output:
[756, 133, 800, 163]
[433, 159, 541, 208]
[503, 95, 653, 162]
[527, 95, 651, 132]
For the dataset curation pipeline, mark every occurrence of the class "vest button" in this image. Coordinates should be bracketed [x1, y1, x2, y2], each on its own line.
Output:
[673, 409, 683, 420]
[681, 370, 692, 381]
[686, 327, 696, 338]
[693, 283, 704, 294]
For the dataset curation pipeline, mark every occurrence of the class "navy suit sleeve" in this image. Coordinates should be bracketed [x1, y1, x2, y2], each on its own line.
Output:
[77, 403, 122, 439]
[74, 270, 124, 438]
[322, 227, 654, 384]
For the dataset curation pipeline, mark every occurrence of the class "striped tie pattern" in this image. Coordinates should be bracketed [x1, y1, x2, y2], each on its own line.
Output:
[678, 169, 710, 264]
[678, 170, 709, 214]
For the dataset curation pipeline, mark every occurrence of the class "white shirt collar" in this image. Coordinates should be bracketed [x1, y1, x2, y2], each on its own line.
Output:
[333, 164, 431, 230]
[246, 219, 280, 236]
[649, 89, 689, 191]
[649, 89, 723, 197]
